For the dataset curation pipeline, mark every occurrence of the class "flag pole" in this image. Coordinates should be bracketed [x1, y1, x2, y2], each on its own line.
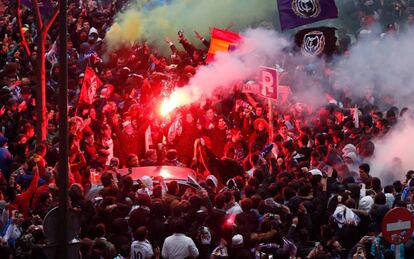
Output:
[58, 0, 69, 258]
[268, 98, 273, 142]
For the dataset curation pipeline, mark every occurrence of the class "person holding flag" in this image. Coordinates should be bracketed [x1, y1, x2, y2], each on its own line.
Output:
[78, 65, 102, 107]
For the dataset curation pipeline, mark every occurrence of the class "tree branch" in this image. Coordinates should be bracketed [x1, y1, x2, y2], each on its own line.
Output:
[43, 8, 59, 35]
[17, 0, 31, 56]
[31, 0, 43, 32]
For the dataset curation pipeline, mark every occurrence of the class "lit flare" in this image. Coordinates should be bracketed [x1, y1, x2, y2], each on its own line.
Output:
[159, 90, 191, 117]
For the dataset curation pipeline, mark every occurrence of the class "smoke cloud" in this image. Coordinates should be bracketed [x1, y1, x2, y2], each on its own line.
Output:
[334, 31, 414, 108]
[332, 31, 414, 183]
[168, 28, 289, 107]
[368, 115, 414, 184]
[106, 9, 143, 48]
[106, 0, 276, 50]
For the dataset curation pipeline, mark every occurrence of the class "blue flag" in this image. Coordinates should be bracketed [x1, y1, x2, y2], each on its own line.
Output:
[277, 0, 338, 30]
[294, 26, 337, 56]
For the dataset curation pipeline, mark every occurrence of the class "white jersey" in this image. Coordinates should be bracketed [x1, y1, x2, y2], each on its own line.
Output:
[162, 233, 199, 259]
[130, 240, 154, 259]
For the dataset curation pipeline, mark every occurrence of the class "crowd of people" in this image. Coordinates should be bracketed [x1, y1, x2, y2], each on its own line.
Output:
[0, 0, 413, 258]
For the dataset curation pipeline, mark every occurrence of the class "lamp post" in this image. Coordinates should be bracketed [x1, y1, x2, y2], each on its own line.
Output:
[58, 0, 69, 258]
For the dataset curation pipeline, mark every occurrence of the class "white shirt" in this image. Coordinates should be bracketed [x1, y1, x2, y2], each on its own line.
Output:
[104, 138, 114, 166]
[162, 233, 199, 259]
[226, 202, 243, 215]
[130, 240, 154, 259]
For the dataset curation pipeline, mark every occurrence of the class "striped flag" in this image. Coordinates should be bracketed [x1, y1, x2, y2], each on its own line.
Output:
[206, 28, 242, 63]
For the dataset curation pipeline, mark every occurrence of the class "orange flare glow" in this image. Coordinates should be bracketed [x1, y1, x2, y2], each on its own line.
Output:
[159, 90, 192, 117]
[160, 98, 175, 117]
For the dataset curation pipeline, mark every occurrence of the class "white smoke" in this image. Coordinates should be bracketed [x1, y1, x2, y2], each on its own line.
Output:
[368, 115, 414, 184]
[334, 31, 414, 108]
[331, 30, 414, 183]
[169, 28, 289, 106]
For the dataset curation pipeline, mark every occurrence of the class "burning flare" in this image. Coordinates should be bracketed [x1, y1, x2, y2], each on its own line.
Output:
[159, 89, 192, 117]
[160, 98, 176, 117]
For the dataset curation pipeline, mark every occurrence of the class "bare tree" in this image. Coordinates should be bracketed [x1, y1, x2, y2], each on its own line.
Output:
[17, 0, 59, 141]
[17, 0, 31, 57]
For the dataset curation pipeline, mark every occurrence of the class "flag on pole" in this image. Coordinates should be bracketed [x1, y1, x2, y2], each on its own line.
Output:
[206, 28, 242, 63]
[241, 67, 278, 100]
[294, 26, 337, 56]
[277, 0, 338, 30]
[259, 67, 278, 100]
[78, 66, 102, 105]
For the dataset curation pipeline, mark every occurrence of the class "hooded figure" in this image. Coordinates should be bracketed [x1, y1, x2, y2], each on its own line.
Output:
[343, 151, 361, 174]
[358, 195, 374, 212]
[342, 144, 357, 156]
[137, 176, 154, 196]
[88, 27, 102, 45]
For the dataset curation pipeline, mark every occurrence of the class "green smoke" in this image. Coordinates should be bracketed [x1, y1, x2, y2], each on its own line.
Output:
[106, 0, 276, 50]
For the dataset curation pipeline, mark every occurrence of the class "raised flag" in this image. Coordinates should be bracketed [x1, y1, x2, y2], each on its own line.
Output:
[206, 28, 242, 63]
[79, 66, 102, 105]
[277, 0, 338, 30]
[259, 67, 278, 100]
[241, 67, 278, 100]
[294, 26, 337, 56]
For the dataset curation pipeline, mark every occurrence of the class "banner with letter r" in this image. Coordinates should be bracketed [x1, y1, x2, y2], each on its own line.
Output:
[260, 66, 278, 100]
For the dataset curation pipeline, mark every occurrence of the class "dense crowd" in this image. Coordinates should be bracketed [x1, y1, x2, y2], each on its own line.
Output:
[0, 0, 414, 258]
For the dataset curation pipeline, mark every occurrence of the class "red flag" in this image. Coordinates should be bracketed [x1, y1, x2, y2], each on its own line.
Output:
[206, 28, 242, 63]
[79, 66, 102, 105]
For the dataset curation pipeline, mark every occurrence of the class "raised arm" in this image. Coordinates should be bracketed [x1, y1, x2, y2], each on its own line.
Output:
[194, 31, 210, 48]
[18, 165, 40, 202]
[164, 37, 178, 54]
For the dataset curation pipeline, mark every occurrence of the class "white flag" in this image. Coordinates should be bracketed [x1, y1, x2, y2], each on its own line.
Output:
[145, 126, 153, 152]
